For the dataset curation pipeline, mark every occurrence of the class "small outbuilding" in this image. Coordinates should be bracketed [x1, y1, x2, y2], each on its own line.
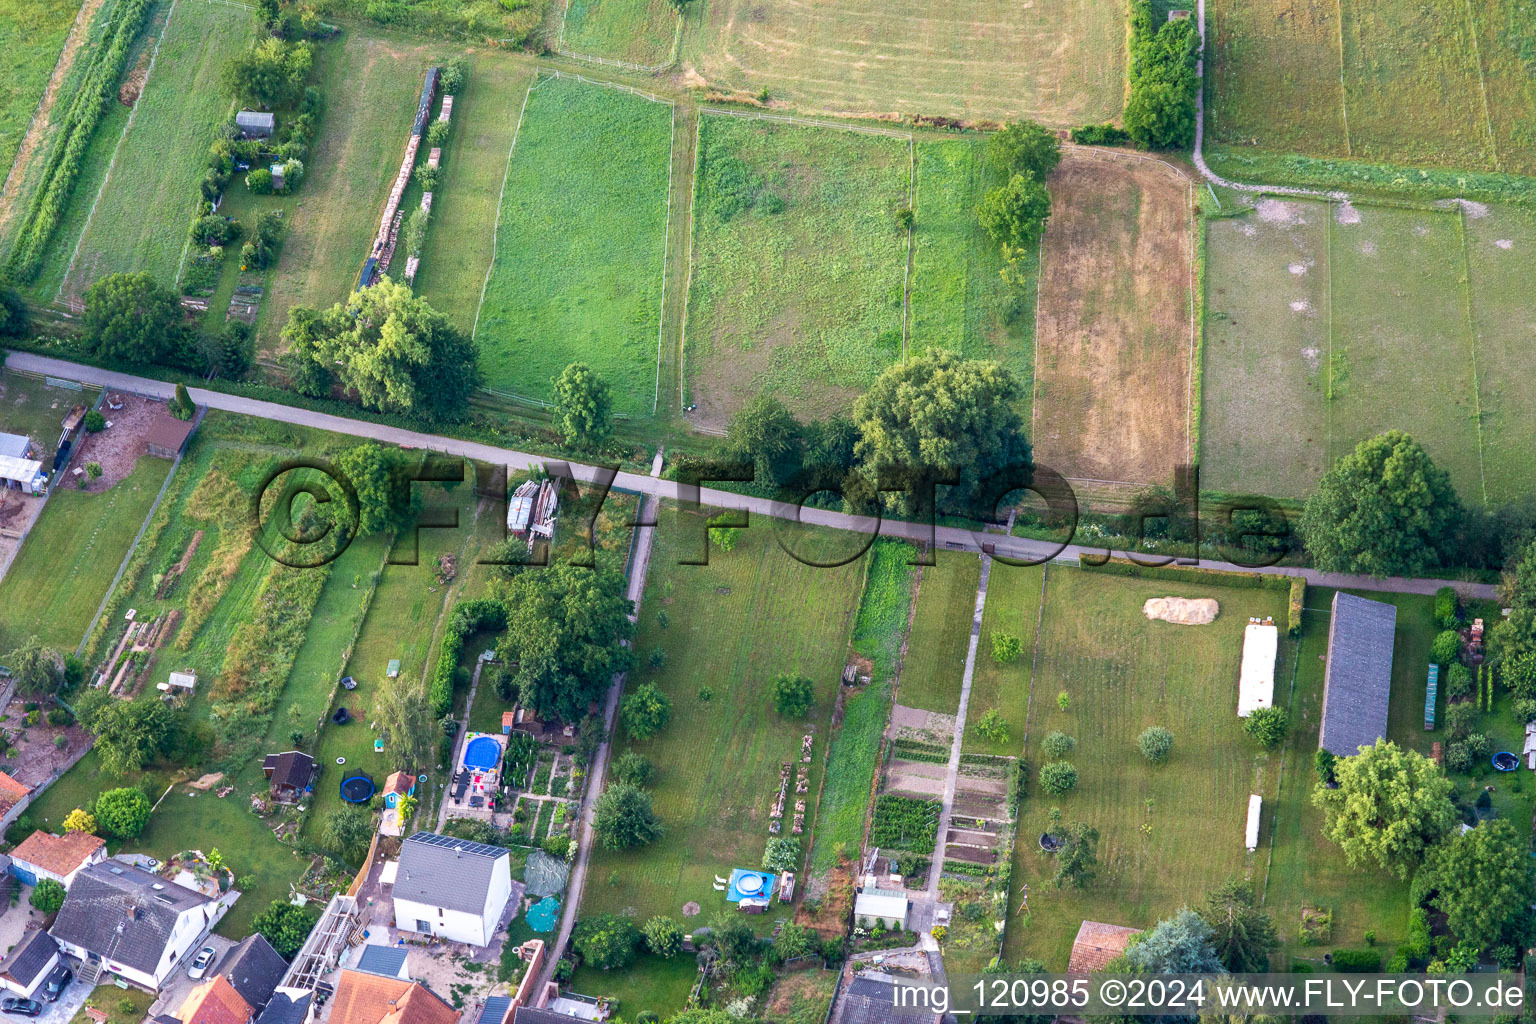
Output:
[262, 750, 317, 803]
[159, 670, 197, 693]
[0, 929, 59, 998]
[853, 888, 908, 931]
[0, 453, 45, 494]
[146, 416, 197, 459]
[0, 432, 34, 461]
[236, 111, 276, 138]
[1068, 920, 1140, 973]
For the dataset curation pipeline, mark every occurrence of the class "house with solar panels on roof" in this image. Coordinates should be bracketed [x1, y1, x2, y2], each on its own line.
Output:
[390, 832, 512, 947]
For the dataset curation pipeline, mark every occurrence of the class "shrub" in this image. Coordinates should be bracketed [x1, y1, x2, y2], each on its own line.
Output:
[1138, 725, 1174, 764]
[1330, 948, 1382, 973]
[1039, 761, 1078, 795]
[1243, 706, 1289, 749]
[1442, 700, 1479, 739]
[1041, 731, 1075, 760]
[84, 410, 105, 432]
[247, 167, 274, 194]
[439, 55, 469, 94]
[1462, 732, 1491, 762]
[1287, 578, 1306, 637]
[426, 119, 450, 149]
[971, 708, 1009, 744]
[1069, 123, 1131, 146]
[991, 631, 1023, 664]
[1314, 748, 1337, 785]
[30, 878, 66, 913]
[1443, 741, 1472, 774]
[770, 672, 814, 718]
[1511, 697, 1536, 723]
[1434, 587, 1461, 629]
[1431, 630, 1462, 666]
[612, 751, 652, 787]
[1445, 662, 1473, 701]
[1123, 0, 1199, 149]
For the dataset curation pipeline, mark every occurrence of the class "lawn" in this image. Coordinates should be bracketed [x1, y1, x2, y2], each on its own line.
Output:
[580, 510, 863, 927]
[909, 138, 1034, 382]
[1207, 0, 1536, 176]
[413, 57, 534, 334]
[473, 73, 673, 414]
[556, 0, 677, 66]
[0, 368, 98, 465]
[962, 562, 1042, 756]
[0, 0, 82, 183]
[261, 26, 465, 353]
[763, 969, 840, 1024]
[1000, 567, 1289, 969]
[0, 455, 169, 655]
[59, 0, 253, 301]
[683, 114, 909, 430]
[683, 0, 1127, 123]
[896, 550, 981, 715]
[1201, 198, 1523, 504]
[569, 953, 697, 1019]
[1031, 150, 1193, 487]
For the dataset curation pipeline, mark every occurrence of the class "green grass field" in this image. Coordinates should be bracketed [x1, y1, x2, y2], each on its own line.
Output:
[962, 562, 1042, 756]
[569, 953, 697, 1020]
[909, 138, 1033, 381]
[1000, 567, 1288, 969]
[0, 456, 169, 655]
[414, 59, 533, 334]
[0, 369, 98, 464]
[0, 0, 82, 183]
[683, 0, 1127, 123]
[1208, 0, 1536, 175]
[684, 115, 908, 430]
[557, 0, 676, 65]
[581, 511, 863, 927]
[473, 74, 672, 414]
[59, 0, 252, 301]
[1202, 199, 1531, 504]
[896, 550, 980, 714]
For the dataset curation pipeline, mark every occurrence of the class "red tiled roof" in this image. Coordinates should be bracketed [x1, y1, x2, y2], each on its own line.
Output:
[329, 971, 458, 1024]
[10, 830, 105, 877]
[179, 976, 253, 1024]
[1067, 921, 1140, 973]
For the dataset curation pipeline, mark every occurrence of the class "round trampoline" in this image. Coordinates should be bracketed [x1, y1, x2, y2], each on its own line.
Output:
[340, 773, 375, 803]
[463, 735, 502, 771]
[1493, 751, 1519, 772]
[1039, 833, 1062, 853]
[526, 896, 561, 933]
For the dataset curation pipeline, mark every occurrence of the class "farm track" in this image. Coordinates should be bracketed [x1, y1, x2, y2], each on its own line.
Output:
[656, 104, 697, 420]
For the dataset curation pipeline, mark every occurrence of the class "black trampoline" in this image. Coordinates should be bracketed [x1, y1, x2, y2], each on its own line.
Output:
[332, 706, 351, 725]
[340, 773, 375, 803]
[1039, 833, 1062, 852]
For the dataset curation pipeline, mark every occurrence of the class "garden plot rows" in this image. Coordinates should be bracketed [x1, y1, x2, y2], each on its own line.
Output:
[1202, 198, 1536, 503]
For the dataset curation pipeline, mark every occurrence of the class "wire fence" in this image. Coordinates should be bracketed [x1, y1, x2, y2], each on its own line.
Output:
[537, 68, 675, 106]
[554, 0, 682, 74]
[700, 106, 913, 140]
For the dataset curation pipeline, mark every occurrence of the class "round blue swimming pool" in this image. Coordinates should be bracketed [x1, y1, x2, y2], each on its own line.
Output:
[463, 735, 502, 771]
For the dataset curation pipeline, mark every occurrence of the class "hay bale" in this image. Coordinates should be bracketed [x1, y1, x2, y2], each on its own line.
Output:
[1143, 597, 1219, 625]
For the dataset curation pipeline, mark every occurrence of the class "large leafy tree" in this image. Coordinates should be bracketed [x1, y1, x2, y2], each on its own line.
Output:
[321, 804, 374, 864]
[254, 898, 320, 958]
[1052, 818, 1099, 890]
[370, 682, 438, 774]
[83, 272, 181, 364]
[573, 913, 640, 970]
[1311, 739, 1456, 878]
[1492, 541, 1536, 698]
[593, 782, 663, 849]
[1123, 0, 1199, 149]
[336, 442, 403, 536]
[89, 698, 174, 775]
[1119, 908, 1223, 973]
[30, 878, 65, 914]
[0, 284, 28, 338]
[727, 395, 803, 488]
[1299, 431, 1460, 577]
[620, 681, 672, 740]
[1423, 819, 1535, 950]
[976, 173, 1052, 251]
[987, 120, 1061, 182]
[853, 348, 1029, 517]
[223, 37, 313, 108]
[4, 636, 64, 696]
[552, 363, 613, 448]
[496, 563, 634, 722]
[1198, 877, 1279, 972]
[643, 915, 684, 958]
[94, 787, 152, 839]
[284, 279, 480, 423]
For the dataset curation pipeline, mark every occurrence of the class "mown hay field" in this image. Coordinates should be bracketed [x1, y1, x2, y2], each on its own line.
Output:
[1208, 0, 1536, 175]
[60, 0, 254, 302]
[1201, 198, 1535, 504]
[582, 512, 863, 927]
[683, 114, 908, 430]
[1000, 567, 1287, 969]
[681, 0, 1127, 124]
[473, 74, 673, 415]
[897, 550, 981, 715]
[0, 0, 83, 185]
[1030, 150, 1194, 488]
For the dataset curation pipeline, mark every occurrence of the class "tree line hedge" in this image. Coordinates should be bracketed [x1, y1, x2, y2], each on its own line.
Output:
[1122, 0, 1199, 150]
[5, 0, 155, 281]
[429, 597, 507, 716]
[1079, 557, 1294, 591]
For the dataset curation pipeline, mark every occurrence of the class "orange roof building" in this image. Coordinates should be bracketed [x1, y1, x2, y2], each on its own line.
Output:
[327, 970, 458, 1024]
[0, 771, 30, 817]
[1067, 920, 1141, 973]
[178, 976, 254, 1024]
[9, 829, 106, 887]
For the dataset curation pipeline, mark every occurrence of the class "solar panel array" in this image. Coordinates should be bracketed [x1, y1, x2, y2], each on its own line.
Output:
[405, 830, 505, 859]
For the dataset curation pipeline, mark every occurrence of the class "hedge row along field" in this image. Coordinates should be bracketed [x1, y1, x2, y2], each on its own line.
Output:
[3, 0, 151, 281]
[0, 0, 83, 183]
[474, 74, 673, 416]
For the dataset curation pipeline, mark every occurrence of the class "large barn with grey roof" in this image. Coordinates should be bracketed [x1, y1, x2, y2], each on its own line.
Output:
[1319, 592, 1397, 756]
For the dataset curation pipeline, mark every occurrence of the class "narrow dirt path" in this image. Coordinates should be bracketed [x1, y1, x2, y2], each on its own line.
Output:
[657, 103, 698, 419]
[0, 0, 109, 231]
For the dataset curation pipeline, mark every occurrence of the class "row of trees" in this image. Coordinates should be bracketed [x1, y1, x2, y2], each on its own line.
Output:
[1122, 0, 1200, 149]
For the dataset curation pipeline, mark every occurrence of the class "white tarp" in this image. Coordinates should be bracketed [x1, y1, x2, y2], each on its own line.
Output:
[0, 454, 43, 487]
[1238, 621, 1278, 717]
[1245, 794, 1262, 851]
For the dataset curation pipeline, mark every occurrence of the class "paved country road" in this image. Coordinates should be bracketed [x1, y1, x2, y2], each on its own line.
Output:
[4, 351, 1498, 599]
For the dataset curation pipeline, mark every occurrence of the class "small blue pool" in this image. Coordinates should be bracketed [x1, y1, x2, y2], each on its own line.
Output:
[464, 735, 502, 771]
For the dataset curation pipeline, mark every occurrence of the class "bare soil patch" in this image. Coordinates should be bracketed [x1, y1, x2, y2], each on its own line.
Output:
[1031, 150, 1194, 486]
[72, 394, 181, 489]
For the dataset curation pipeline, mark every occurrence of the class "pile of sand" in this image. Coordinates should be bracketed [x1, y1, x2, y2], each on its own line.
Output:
[1143, 597, 1219, 625]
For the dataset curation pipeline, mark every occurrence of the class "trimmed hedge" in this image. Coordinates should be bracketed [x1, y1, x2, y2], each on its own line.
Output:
[5, 0, 155, 281]
[429, 597, 507, 715]
[1079, 557, 1292, 591]
[1287, 578, 1306, 637]
[1329, 948, 1382, 973]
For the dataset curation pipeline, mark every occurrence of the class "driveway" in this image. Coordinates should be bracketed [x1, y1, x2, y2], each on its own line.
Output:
[147, 934, 236, 1019]
[26, 972, 89, 1024]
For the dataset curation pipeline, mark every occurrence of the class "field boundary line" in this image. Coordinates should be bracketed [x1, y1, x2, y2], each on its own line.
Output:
[1458, 0, 1499, 171]
[554, 0, 681, 74]
[57, 0, 180, 304]
[1018, 561, 1049, 749]
[470, 70, 541, 346]
[678, 112, 702, 412]
[540, 68, 675, 106]
[1185, 180, 1196, 472]
[1258, 631, 1304, 907]
[699, 106, 913, 140]
[900, 138, 914, 355]
[1453, 209, 1490, 505]
[1323, 200, 1334, 465]
[1027, 225, 1045, 440]
[653, 105, 679, 415]
[1333, 0, 1351, 156]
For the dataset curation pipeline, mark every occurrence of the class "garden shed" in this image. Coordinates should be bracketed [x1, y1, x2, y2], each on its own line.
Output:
[0, 454, 45, 494]
[145, 417, 197, 459]
[1237, 618, 1277, 717]
[1068, 920, 1139, 972]
[158, 670, 196, 693]
[0, 432, 33, 460]
[1319, 592, 1396, 756]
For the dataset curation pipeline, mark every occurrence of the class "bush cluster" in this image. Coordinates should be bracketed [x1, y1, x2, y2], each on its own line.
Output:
[429, 598, 508, 716]
[1123, 0, 1199, 150]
